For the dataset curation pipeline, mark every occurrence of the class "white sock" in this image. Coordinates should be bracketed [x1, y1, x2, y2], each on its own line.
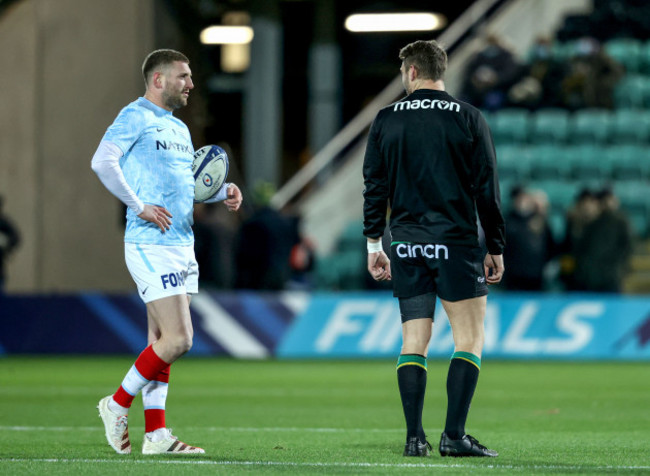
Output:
[146, 427, 169, 442]
[108, 397, 129, 416]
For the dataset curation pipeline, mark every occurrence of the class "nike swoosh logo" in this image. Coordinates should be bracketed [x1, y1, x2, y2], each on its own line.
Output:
[141, 287, 149, 295]
[156, 127, 165, 132]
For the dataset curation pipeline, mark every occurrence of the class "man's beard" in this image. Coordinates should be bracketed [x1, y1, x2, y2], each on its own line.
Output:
[163, 90, 186, 110]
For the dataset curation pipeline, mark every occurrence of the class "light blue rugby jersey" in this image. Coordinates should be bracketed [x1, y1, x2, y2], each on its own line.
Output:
[102, 97, 195, 245]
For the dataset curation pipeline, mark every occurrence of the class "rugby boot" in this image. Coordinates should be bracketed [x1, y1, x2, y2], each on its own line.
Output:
[403, 436, 432, 457]
[439, 432, 498, 457]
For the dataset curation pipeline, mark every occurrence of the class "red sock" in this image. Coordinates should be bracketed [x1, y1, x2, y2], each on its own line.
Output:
[144, 366, 170, 433]
[113, 346, 169, 408]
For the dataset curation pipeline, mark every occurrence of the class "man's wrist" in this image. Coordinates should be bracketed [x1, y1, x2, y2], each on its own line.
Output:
[367, 240, 383, 253]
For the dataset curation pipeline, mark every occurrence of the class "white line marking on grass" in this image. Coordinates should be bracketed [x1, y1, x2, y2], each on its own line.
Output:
[0, 426, 99, 432]
[0, 426, 405, 433]
[2, 458, 650, 472]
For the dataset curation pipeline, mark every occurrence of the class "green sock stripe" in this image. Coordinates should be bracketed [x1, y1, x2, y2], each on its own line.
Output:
[391, 241, 411, 246]
[396, 354, 427, 370]
[451, 351, 481, 370]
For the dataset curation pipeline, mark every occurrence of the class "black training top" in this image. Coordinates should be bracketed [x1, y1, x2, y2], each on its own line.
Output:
[362, 88, 505, 255]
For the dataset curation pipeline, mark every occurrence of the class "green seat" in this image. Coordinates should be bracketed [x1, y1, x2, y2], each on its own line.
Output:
[337, 221, 365, 253]
[491, 108, 530, 144]
[605, 38, 642, 73]
[566, 144, 610, 180]
[528, 145, 572, 180]
[496, 145, 532, 181]
[639, 40, 650, 74]
[614, 181, 650, 237]
[549, 209, 567, 242]
[605, 145, 650, 180]
[529, 108, 570, 144]
[315, 249, 366, 290]
[498, 179, 516, 211]
[530, 180, 579, 215]
[610, 110, 650, 143]
[569, 109, 611, 144]
[552, 41, 579, 61]
[613, 75, 650, 109]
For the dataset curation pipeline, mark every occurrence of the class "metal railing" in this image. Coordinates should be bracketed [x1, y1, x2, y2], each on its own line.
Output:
[270, 0, 507, 210]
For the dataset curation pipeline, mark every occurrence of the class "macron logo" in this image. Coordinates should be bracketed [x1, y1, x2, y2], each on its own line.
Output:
[393, 99, 460, 113]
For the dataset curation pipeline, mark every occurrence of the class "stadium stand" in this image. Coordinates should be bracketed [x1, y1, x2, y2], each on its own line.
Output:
[312, 2, 650, 293]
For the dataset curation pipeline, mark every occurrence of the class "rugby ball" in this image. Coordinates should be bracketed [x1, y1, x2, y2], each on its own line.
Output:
[192, 145, 229, 202]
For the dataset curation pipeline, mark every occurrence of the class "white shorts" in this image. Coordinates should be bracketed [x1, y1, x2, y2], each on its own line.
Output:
[125, 243, 199, 304]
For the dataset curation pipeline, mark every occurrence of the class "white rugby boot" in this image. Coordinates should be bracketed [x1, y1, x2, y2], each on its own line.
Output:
[142, 428, 205, 455]
[97, 396, 131, 454]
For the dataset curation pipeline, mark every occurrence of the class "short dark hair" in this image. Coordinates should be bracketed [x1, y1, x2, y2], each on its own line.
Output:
[142, 49, 190, 86]
[399, 40, 447, 81]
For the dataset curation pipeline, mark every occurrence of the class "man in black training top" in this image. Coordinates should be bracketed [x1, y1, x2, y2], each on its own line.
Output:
[362, 40, 505, 458]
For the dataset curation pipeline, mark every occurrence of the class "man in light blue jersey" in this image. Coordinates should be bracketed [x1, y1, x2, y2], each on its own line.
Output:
[91, 49, 242, 455]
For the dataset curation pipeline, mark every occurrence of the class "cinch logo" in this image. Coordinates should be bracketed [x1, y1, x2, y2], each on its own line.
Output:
[156, 140, 192, 153]
[393, 99, 460, 112]
[395, 243, 449, 259]
[161, 271, 186, 289]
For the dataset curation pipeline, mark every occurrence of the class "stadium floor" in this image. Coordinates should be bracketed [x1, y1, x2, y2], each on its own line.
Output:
[0, 357, 648, 475]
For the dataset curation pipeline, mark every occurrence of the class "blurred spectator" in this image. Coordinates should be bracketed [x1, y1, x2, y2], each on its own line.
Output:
[193, 202, 240, 288]
[509, 36, 568, 110]
[0, 195, 20, 292]
[286, 214, 316, 290]
[561, 36, 624, 110]
[234, 182, 298, 290]
[460, 33, 524, 110]
[502, 186, 557, 291]
[559, 188, 600, 290]
[572, 187, 633, 292]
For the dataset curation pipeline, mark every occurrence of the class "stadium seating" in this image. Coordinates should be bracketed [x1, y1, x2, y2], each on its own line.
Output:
[640, 40, 650, 74]
[490, 108, 530, 144]
[614, 181, 650, 237]
[610, 109, 650, 143]
[566, 144, 610, 180]
[605, 38, 642, 73]
[528, 145, 572, 180]
[529, 108, 571, 144]
[496, 145, 533, 181]
[315, 221, 367, 290]
[551, 40, 578, 61]
[531, 181, 579, 216]
[613, 74, 650, 109]
[570, 109, 612, 144]
[605, 144, 649, 180]
[319, 35, 650, 290]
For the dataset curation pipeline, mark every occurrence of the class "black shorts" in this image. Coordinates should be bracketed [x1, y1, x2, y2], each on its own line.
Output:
[390, 242, 488, 302]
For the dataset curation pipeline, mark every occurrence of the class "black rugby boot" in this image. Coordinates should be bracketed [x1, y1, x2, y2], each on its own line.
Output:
[439, 432, 498, 457]
[403, 437, 432, 457]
